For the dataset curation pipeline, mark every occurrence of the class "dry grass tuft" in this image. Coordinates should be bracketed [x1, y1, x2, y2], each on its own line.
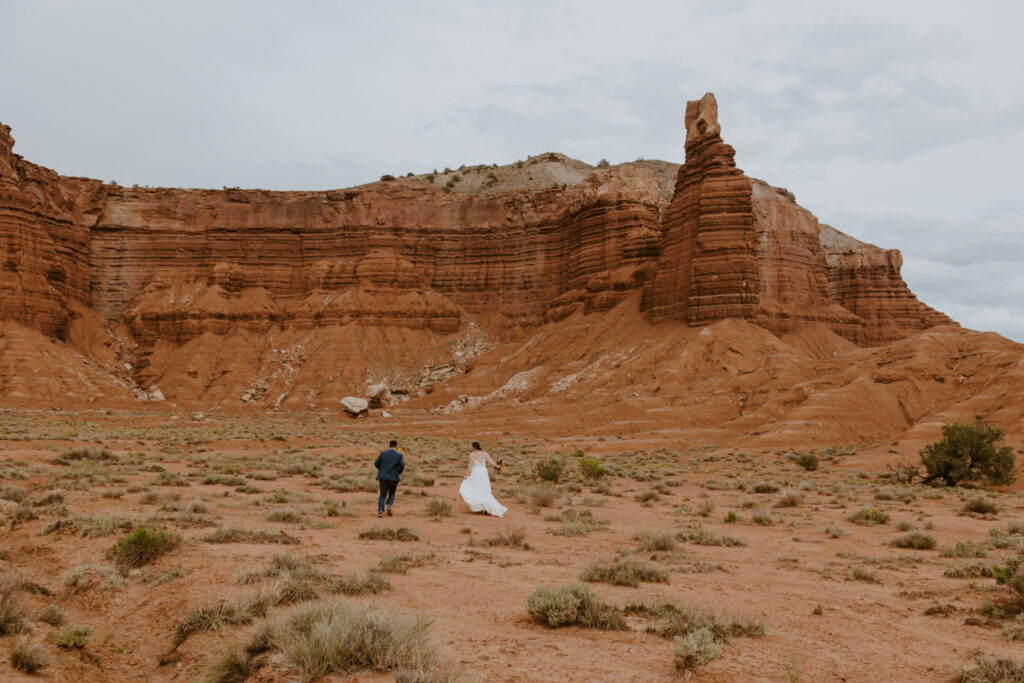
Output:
[246, 598, 455, 682]
[961, 496, 1000, 516]
[358, 526, 419, 542]
[425, 498, 453, 519]
[633, 529, 678, 552]
[332, 572, 390, 596]
[953, 656, 1024, 682]
[203, 527, 300, 545]
[888, 532, 937, 550]
[106, 526, 182, 568]
[199, 640, 255, 683]
[774, 490, 804, 508]
[548, 508, 609, 536]
[10, 635, 49, 673]
[580, 557, 668, 587]
[38, 603, 66, 626]
[484, 527, 529, 548]
[0, 576, 29, 636]
[175, 592, 273, 647]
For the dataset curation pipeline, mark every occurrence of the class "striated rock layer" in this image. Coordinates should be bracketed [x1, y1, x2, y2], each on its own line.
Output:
[0, 93, 961, 410]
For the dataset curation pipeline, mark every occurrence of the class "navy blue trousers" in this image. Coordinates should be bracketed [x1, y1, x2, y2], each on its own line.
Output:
[378, 479, 398, 513]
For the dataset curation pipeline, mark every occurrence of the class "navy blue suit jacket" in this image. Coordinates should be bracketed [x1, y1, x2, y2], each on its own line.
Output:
[374, 448, 405, 481]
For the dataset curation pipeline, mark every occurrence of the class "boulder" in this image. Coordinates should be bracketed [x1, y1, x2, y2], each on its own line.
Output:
[366, 382, 389, 408]
[341, 396, 368, 415]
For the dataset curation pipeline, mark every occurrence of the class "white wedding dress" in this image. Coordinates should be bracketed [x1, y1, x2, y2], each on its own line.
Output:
[459, 461, 507, 517]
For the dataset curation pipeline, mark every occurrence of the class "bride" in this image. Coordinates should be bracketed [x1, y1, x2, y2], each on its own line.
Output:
[459, 441, 507, 517]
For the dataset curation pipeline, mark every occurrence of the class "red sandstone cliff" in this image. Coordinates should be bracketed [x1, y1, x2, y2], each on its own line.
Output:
[0, 94, 966, 414]
[646, 93, 953, 345]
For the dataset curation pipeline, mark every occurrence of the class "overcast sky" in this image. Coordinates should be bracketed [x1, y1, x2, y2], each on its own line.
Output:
[3, 1, 1022, 342]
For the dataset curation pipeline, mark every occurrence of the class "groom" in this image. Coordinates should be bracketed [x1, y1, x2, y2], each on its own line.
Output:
[374, 439, 405, 518]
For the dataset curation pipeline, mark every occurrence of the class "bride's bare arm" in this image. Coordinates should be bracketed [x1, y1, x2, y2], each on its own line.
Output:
[484, 452, 499, 468]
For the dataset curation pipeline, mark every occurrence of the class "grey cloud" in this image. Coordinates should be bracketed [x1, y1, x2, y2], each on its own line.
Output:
[902, 256, 1024, 343]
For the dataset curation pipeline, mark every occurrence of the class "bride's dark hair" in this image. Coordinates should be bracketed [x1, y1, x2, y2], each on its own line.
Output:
[471, 441, 481, 450]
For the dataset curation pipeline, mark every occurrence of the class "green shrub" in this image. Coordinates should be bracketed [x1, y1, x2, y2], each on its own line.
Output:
[794, 453, 819, 471]
[56, 625, 93, 648]
[673, 627, 722, 671]
[889, 532, 937, 550]
[526, 583, 624, 629]
[993, 558, 1024, 611]
[920, 421, 1016, 486]
[847, 507, 890, 526]
[534, 457, 566, 483]
[106, 526, 182, 568]
[579, 457, 608, 480]
[580, 558, 668, 587]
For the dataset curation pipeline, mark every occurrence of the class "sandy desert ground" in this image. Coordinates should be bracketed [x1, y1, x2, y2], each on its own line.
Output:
[1, 408, 1023, 682]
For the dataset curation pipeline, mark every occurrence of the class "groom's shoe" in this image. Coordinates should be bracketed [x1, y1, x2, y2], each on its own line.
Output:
[378, 511, 383, 518]
[386, 507, 393, 516]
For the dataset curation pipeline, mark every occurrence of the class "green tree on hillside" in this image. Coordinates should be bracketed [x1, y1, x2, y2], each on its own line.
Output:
[919, 421, 1016, 486]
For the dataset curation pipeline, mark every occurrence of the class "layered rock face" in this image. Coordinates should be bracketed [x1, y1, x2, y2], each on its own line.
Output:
[820, 225, 952, 344]
[87, 163, 663, 345]
[647, 94, 759, 325]
[0, 125, 97, 340]
[0, 94, 956, 407]
[646, 93, 952, 345]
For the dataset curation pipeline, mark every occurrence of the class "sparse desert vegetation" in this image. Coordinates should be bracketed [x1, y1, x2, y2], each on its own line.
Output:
[0, 409, 1021, 681]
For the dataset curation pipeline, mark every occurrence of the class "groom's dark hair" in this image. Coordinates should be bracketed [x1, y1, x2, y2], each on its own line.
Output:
[471, 441, 481, 450]
[389, 439, 398, 447]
